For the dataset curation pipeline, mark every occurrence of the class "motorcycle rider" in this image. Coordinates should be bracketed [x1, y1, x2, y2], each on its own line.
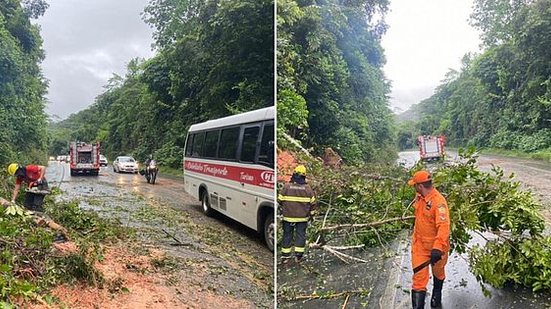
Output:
[144, 154, 153, 176]
[145, 154, 153, 165]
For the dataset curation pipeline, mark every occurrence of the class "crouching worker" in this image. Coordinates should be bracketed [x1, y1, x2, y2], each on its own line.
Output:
[408, 170, 450, 308]
[7, 163, 69, 241]
[278, 165, 317, 263]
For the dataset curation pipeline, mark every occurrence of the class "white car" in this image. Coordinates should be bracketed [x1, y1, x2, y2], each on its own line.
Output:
[99, 155, 108, 167]
[113, 156, 139, 173]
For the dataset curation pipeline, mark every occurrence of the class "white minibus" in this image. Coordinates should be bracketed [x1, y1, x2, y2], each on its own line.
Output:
[183, 107, 275, 250]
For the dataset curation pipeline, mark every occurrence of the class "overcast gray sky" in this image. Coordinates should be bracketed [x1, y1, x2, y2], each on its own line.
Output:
[381, 0, 481, 113]
[37, 0, 154, 120]
[37, 0, 479, 119]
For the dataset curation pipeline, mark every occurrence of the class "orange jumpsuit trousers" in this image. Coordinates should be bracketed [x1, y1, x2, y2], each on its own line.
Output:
[411, 188, 450, 291]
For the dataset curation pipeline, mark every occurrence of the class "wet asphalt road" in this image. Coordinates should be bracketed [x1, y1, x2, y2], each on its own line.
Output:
[45, 161, 274, 308]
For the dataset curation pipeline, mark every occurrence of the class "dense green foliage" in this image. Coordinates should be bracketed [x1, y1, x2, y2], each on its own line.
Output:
[303, 148, 551, 292]
[0, 0, 49, 166]
[0, 183, 128, 305]
[50, 0, 274, 167]
[398, 0, 551, 153]
[436, 149, 551, 292]
[277, 0, 395, 164]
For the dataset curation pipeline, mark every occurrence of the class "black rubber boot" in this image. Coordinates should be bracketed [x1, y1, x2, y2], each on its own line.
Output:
[431, 278, 444, 308]
[412, 290, 426, 309]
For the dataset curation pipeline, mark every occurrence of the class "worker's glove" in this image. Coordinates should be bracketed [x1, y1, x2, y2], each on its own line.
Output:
[430, 249, 443, 265]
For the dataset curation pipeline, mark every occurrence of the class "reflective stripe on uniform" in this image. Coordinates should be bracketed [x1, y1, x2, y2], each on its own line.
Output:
[281, 247, 292, 254]
[295, 246, 305, 253]
[278, 195, 313, 203]
[283, 217, 309, 223]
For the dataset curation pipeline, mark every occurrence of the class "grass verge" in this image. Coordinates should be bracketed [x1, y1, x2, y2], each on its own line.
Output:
[477, 148, 551, 162]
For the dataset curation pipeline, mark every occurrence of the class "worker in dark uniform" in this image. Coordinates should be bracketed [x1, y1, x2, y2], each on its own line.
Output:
[278, 165, 317, 262]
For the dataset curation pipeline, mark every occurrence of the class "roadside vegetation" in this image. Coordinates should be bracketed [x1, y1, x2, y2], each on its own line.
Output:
[478, 148, 551, 162]
[0, 0, 50, 167]
[0, 181, 130, 307]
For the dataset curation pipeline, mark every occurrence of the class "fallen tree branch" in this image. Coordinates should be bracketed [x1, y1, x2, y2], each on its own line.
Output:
[321, 216, 415, 232]
[308, 244, 369, 263]
[342, 294, 350, 309]
[323, 244, 365, 250]
[314, 196, 333, 246]
[162, 228, 193, 246]
[286, 289, 367, 301]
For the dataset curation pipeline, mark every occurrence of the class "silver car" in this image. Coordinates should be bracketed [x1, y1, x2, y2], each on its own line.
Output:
[113, 156, 139, 173]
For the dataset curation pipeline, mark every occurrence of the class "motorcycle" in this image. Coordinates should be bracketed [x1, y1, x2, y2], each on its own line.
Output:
[144, 160, 158, 184]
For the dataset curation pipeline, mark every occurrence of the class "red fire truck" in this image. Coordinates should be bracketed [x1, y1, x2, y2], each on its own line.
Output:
[417, 135, 446, 161]
[69, 142, 101, 176]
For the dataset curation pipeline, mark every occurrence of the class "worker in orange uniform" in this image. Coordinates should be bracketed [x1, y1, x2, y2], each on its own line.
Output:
[278, 165, 316, 262]
[408, 170, 450, 308]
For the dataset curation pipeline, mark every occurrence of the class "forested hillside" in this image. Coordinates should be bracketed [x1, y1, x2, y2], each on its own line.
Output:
[277, 0, 395, 164]
[0, 0, 49, 165]
[50, 0, 274, 168]
[398, 0, 551, 153]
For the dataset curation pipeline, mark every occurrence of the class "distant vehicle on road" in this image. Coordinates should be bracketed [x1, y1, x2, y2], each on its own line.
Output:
[113, 156, 139, 173]
[144, 160, 158, 184]
[99, 155, 108, 167]
[417, 135, 446, 161]
[69, 142, 101, 176]
[49, 156, 55, 161]
[183, 106, 275, 251]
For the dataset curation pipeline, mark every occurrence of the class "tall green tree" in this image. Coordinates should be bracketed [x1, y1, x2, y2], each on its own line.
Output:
[278, 0, 394, 163]
[0, 0, 49, 165]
